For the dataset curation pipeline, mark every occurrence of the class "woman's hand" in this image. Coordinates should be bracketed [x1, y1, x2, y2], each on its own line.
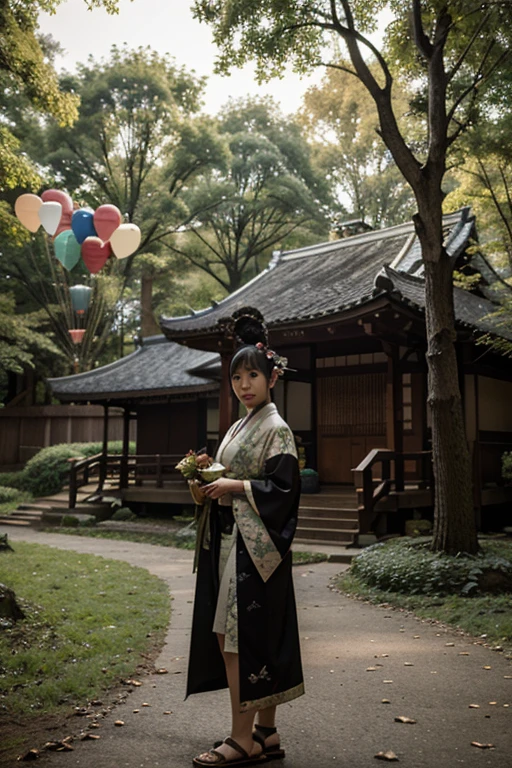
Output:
[202, 477, 244, 499]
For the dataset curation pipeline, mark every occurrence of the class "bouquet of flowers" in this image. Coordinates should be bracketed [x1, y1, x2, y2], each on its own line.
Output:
[175, 450, 225, 504]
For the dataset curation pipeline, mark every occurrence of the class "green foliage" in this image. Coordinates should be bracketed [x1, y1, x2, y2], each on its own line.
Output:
[60, 514, 79, 527]
[0, 291, 63, 375]
[173, 96, 331, 291]
[351, 538, 512, 596]
[0, 441, 135, 498]
[0, 540, 170, 719]
[0, 486, 24, 504]
[111, 507, 137, 521]
[503, 452, 512, 482]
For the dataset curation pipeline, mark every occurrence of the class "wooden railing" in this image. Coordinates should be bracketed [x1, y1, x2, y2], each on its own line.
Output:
[353, 449, 433, 535]
[68, 453, 184, 508]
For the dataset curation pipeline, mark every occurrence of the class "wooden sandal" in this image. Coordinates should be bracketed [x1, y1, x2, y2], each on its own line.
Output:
[193, 737, 267, 766]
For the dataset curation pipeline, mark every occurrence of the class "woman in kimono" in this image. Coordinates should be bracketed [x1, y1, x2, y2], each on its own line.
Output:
[188, 308, 304, 767]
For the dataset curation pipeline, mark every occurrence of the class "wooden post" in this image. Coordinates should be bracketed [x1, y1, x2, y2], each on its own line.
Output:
[383, 343, 404, 492]
[218, 352, 234, 440]
[100, 404, 109, 490]
[120, 407, 130, 488]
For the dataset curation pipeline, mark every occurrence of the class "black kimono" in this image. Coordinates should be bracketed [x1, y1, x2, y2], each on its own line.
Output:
[186, 403, 304, 711]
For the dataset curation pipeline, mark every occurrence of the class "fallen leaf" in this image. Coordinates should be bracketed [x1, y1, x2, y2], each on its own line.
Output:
[504, 675, 512, 679]
[141, 702, 151, 707]
[163, 711, 172, 715]
[471, 742, 494, 749]
[156, 668, 168, 674]
[81, 733, 100, 741]
[404, 662, 414, 667]
[133, 709, 140, 713]
[374, 750, 399, 761]
[445, 642, 455, 647]
[19, 749, 40, 761]
[383, 680, 394, 684]
[489, 701, 497, 705]
[381, 699, 391, 704]
[468, 704, 480, 709]
[458, 652, 470, 656]
[114, 720, 124, 727]
[367, 667, 377, 671]
[394, 716, 416, 724]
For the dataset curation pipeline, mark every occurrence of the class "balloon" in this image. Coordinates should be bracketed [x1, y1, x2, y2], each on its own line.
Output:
[69, 329, 86, 344]
[81, 237, 112, 274]
[42, 189, 74, 237]
[54, 230, 82, 271]
[38, 201, 62, 235]
[110, 223, 141, 259]
[14, 194, 42, 232]
[72, 208, 97, 244]
[69, 285, 92, 314]
[94, 204, 122, 242]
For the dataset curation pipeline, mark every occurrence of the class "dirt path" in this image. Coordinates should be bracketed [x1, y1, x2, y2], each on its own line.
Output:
[1, 527, 511, 768]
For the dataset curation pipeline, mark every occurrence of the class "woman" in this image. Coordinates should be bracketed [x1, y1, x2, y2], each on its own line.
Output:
[187, 308, 304, 767]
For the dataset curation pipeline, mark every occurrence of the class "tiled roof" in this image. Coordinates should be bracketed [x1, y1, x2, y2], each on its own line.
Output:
[49, 336, 220, 401]
[161, 208, 477, 336]
[379, 266, 512, 341]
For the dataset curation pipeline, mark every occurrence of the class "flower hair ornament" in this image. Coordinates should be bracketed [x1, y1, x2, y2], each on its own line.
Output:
[255, 342, 290, 377]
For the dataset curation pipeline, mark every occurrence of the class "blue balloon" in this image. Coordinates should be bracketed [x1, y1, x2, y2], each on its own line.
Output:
[72, 208, 97, 244]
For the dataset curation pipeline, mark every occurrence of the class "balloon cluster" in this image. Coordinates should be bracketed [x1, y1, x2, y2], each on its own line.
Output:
[14, 190, 142, 274]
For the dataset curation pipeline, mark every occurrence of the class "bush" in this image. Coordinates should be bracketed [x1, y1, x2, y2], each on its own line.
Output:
[0, 486, 24, 504]
[6, 441, 136, 498]
[503, 451, 512, 482]
[350, 538, 512, 596]
[111, 507, 137, 521]
[61, 515, 79, 527]
[0, 471, 27, 491]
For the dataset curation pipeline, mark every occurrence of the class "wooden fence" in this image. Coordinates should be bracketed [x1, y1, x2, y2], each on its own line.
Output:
[0, 405, 136, 467]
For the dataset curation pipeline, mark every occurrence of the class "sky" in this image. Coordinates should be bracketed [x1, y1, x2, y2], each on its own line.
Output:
[38, 0, 326, 116]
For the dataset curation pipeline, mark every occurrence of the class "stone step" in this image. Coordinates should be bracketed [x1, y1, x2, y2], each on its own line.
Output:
[5, 510, 42, 520]
[298, 515, 358, 530]
[295, 526, 357, 544]
[298, 505, 359, 520]
[0, 518, 32, 526]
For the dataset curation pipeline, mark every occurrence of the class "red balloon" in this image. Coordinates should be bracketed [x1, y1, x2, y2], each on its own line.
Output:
[42, 189, 74, 237]
[81, 237, 112, 274]
[93, 204, 122, 242]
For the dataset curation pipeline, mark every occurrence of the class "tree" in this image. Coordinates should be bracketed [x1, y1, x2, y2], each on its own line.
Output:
[43, 45, 229, 337]
[170, 96, 331, 292]
[0, 0, 121, 191]
[300, 60, 415, 227]
[193, 0, 512, 555]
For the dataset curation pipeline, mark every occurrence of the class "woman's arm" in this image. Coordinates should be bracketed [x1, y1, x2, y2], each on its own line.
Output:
[202, 477, 244, 499]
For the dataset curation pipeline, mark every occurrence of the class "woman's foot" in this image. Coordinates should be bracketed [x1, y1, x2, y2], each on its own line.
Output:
[253, 726, 285, 760]
[193, 736, 264, 766]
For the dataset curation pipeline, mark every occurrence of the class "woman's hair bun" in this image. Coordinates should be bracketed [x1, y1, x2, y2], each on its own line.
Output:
[231, 306, 268, 346]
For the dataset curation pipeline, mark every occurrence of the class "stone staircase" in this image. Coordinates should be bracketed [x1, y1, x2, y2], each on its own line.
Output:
[0, 484, 114, 528]
[296, 488, 360, 546]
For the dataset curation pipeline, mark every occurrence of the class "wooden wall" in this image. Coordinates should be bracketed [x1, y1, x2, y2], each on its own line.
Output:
[0, 405, 134, 467]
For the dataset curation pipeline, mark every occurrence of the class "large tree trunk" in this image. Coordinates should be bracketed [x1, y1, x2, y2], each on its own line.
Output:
[423, 251, 479, 554]
[141, 274, 162, 338]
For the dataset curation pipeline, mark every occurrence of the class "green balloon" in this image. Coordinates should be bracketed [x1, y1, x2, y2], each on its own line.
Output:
[54, 229, 82, 270]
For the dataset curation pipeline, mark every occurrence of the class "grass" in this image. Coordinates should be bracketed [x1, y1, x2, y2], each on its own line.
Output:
[337, 538, 512, 652]
[0, 541, 171, 718]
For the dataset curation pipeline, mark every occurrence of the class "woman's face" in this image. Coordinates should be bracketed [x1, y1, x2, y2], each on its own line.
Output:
[231, 365, 276, 411]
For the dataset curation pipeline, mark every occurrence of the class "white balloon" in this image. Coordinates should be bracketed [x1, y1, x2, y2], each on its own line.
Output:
[38, 201, 63, 236]
[110, 223, 141, 259]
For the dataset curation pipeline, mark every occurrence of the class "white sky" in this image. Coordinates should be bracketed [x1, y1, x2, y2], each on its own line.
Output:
[38, 0, 326, 116]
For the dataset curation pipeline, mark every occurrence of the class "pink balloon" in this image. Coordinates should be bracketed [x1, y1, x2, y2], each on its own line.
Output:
[81, 237, 112, 274]
[93, 204, 122, 242]
[42, 189, 74, 237]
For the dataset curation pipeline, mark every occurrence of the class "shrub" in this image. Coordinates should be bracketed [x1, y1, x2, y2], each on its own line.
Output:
[111, 507, 137, 521]
[0, 486, 23, 504]
[503, 451, 512, 482]
[0, 471, 27, 491]
[350, 538, 512, 596]
[11, 441, 136, 498]
[61, 515, 79, 527]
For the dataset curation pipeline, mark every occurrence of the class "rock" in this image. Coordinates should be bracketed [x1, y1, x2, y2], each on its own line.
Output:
[0, 583, 25, 621]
